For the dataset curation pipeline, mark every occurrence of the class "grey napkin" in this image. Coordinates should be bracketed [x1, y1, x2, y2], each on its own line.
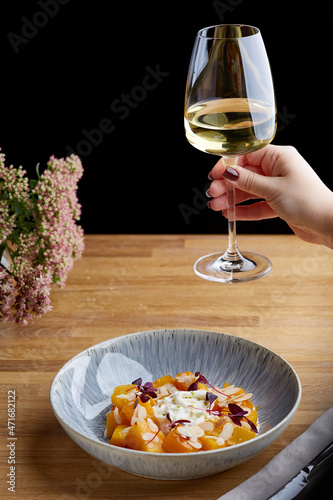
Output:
[218, 406, 333, 500]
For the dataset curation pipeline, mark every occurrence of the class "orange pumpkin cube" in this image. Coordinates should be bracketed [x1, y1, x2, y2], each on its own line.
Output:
[227, 425, 256, 445]
[111, 384, 136, 409]
[162, 426, 200, 453]
[200, 434, 226, 450]
[207, 417, 229, 437]
[109, 425, 129, 447]
[153, 375, 176, 388]
[174, 372, 196, 391]
[120, 399, 157, 424]
[124, 421, 165, 453]
[106, 409, 130, 438]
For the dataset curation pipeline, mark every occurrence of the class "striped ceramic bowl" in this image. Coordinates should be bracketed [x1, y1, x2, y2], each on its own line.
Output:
[50, 329, 301, 480]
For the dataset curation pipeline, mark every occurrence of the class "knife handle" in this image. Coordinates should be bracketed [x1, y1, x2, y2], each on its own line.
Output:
[267, 441, 333, 499]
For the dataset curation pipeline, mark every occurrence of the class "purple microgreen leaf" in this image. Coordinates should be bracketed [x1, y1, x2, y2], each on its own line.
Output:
[134, 398, 139, 409]
[197, 372, 208, 382]
[188, 404, 223, 417]
[228, 403, 246, 416]
[132, 377, 142, 387]
[130, 378, 158, 404]
[229, 415, 242, 427]
[188, 372, 229, 399]
[145, 417, 191, 444]
[188, 380, 199, 391]
[227, 403, 258, 433]
[245, 417, 258, 434]
[188, 371, 208, 391]
[172, 419, 191, 428]
[147, 387, 158, 398]
[141, 381, 154, 391]
[206, 392, 218, 408]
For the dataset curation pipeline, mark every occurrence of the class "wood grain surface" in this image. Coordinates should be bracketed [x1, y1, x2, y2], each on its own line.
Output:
[1, 234, 332, 499]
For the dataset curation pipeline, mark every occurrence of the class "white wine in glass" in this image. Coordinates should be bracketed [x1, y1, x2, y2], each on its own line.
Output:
[184, 24, 276, 283]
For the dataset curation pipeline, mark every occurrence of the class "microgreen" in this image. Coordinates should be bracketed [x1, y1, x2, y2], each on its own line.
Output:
[131, 378, 158, 407]
[206, 391, 218, 408]
[189, 400, 258, 434]
[188, 372, 229, 398]
[188, 373, 258, 433]
[145, 413, 191, 444]
[166, 413, 192, 428]
[228, 403, 258, 433]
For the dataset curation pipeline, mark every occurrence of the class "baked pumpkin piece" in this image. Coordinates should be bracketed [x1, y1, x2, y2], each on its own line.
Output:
[109, 425, 129, 447]
[153, 375, 176, 388]
[111, 384, 136, 409]
[200, 434, 226, 450]
[106, 409, 129, 438]
[162, 425, 202, 453]
[124, 421, 165, 453]
[120, 399, 157, 425]
[228, 425, 257, 445]
[174, 372, 208, 391]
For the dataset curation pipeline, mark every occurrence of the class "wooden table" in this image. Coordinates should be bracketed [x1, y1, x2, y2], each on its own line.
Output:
[1, 234, 333, 500]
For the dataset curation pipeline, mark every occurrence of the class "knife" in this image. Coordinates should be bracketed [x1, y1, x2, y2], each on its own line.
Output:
[267, 441, 333, 499]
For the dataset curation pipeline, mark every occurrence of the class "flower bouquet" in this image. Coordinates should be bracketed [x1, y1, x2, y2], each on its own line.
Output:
[0, 150, 84, 325]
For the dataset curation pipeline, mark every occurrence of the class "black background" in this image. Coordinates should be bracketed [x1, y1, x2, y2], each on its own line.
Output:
[0, 1, 330, 235]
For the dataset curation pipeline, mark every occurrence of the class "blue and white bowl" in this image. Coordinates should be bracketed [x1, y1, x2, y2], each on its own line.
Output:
[50, 329, 301, 480]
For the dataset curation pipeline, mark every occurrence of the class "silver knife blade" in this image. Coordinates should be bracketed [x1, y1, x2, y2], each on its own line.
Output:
[267, 441, 333, 499]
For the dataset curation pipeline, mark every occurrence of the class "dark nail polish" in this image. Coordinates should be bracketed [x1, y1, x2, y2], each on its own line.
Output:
[207, 200, 212, 209]
[223, 167, 239, 181]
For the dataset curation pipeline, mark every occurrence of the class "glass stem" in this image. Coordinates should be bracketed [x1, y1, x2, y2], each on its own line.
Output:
[222, 156, 243, 266]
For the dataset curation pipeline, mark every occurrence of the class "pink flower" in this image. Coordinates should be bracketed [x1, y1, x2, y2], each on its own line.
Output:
[0, 151, 84, 325]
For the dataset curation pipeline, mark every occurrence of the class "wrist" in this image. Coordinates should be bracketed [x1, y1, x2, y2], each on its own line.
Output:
[317, 190, 333, 250]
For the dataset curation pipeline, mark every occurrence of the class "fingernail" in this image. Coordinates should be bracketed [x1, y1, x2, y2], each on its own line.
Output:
[207, 201, 212, 209]
[223, 167, 239, 181]
[205, 189, 212, 198]
[208, 171, 213, 180]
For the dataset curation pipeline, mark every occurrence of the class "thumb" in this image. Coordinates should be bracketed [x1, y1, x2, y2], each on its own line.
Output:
[223, 165, 277, 199]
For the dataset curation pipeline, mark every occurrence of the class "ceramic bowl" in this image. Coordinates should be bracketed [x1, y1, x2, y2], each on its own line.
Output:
[50, 329, 301, 480]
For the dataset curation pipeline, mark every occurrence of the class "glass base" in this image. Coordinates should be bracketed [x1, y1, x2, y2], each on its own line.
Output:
[194, 251, 272, 283]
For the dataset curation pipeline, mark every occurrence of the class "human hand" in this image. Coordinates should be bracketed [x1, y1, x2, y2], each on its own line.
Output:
[206, 145, 333, 249]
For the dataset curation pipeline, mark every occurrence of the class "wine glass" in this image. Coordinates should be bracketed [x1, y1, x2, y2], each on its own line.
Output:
[184, 24, 276, 283]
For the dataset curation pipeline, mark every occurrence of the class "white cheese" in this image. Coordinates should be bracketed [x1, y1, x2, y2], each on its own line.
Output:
[153, 389, 213, 427]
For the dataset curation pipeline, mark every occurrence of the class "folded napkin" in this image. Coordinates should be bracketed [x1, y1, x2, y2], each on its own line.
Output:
[218, 406, 333, 500]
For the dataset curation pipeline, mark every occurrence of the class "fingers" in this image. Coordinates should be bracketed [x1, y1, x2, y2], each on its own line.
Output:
[206, 158, 263, 211]
[209, 161, 278, 201]
[208, 157, 266, 181]
[207, 193, 228, 211]
[208, 157, 227, 180]
[207, 188, 260, 211]
[206, 178, 226, 198]
[222, 201, 278, 221]
[208, 144, 288, 182]
[208, 185, 276, 220]
[206, 146, 281, 220]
